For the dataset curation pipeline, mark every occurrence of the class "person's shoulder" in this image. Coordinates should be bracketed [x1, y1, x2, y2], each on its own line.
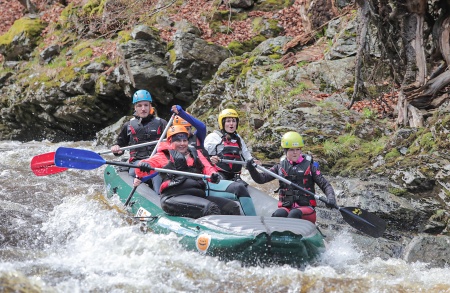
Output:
[303, 154, 313, 162]
[121, 120, 131, 128]
[206, 131, 221, 138]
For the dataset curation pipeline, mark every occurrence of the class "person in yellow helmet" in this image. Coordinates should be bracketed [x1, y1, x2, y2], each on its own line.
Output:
[204, 108, 259, 216]
[134, 125, 241, 218]
[204, 108, 258, 179]
[246, 131, 336, 223]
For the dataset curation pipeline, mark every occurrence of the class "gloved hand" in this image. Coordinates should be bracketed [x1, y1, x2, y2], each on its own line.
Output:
[210, 173, 221, 184]
[138, 162, 153, 173]
[246, 159, 256, 170]
[326, 197, 336, 209]
[171, 105, 183, 114]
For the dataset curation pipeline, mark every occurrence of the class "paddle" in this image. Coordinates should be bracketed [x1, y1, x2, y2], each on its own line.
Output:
[97, 140, 160, 155]
[30, 152, 68, 176]
[220, 159, 273, 168]
[54, 147, 211, 179]
[123, 113, 176, 207]
[30, 141, 162, 176]
[247, 162, 386, 238]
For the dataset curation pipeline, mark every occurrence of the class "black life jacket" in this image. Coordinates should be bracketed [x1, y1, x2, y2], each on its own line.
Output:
[213, 130, 243, 174]
[278, 155, 317, 207]
[128, 116, 163, 161]
[160, 146, 206, 197]
[188, 134, 198, 149]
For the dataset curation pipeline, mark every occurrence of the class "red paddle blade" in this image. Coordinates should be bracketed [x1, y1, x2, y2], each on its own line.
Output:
[30, 152, 68, 176]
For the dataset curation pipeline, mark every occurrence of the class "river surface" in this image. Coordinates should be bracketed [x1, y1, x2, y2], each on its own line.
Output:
[1, 140, 450, 292]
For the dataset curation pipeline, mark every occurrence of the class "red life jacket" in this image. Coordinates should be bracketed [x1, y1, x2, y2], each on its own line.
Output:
[159, 146, 206, 197]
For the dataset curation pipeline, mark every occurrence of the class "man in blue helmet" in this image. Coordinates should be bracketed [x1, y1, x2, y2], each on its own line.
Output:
[111, 90, 168, 190]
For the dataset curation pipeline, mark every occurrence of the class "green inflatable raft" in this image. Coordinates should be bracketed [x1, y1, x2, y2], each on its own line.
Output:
[104, 165, 326, 266]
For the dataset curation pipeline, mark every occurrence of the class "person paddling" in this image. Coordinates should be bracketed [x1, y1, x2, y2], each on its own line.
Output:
[110, 89, 167, 190]
[135, 125, 241, 218]
[246, 131, 337, 223]
[204, 109, 258, 216]
[204, 109, 260, 180]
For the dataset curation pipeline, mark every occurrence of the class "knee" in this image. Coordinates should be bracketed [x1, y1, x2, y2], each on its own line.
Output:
[287, 209, 303, 219]
[228, 182, 250, 198]
[272, 209, 289, 217]
[223, 201, 241, 215]
[203, 202, 221, 216]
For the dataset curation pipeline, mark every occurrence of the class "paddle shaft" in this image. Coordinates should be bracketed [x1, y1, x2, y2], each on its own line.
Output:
[253, 164, 331, 206]
[123, 113, 175, 208]
[98, 140, 160, 155]
[252, 163, 387, 237]
[106, 160, 211, 179]
[102, 114, 175, 156]
[151, 113, 175, 157]
[124, 186, 137, 207]
[219, 159, 274, 168]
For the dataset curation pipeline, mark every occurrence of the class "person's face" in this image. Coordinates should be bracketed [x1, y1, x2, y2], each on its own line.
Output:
[286, 148, 302, 162]
[134, 101, 152, 118]
[224, 117, 237, 133]
[171, 138, 189, 154]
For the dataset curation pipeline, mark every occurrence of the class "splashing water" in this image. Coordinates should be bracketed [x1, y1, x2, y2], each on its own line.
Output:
[1, 140, 450, 292]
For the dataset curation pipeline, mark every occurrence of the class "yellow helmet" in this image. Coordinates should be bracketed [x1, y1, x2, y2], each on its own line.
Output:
[173, 115, 192, 127]
[167, 125, 189, 139]
[281, 132, 304, 148]
[218, 109, 239, 130]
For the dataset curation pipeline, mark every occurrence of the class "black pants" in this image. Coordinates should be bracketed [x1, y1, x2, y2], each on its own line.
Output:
[161, 194, 241, 219]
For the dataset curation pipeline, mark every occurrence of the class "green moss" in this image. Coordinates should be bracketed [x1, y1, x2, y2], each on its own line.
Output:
[268, 54, 281, 59]
[297, 61, 309, 67]
[385, 148, 401, 160]
[360, 137, 387, 156]
[256, 0, 294, 11]
[331, 156, 371, 177]
[252, 17, 264, 34]
[346, 87, 354, 96]
[388, 186, 408, 197]
[248, 56, 257, 65]
[288, 83, 308, 96]
[82, 0, 107, 16]
[362, 107, 377, 119]
[74, 48, 93, 62]
[95, 75, 107, 94]
[0, 17, 46, 46]
[227, 40, 245, 56]
[169, 49, 176, 64]
[228, 35, 267, 56]
[418, 132, 435, 151]
[270, 63, 284, 71]
[118, 31, 132, 43]
[345, 122, 353, 132]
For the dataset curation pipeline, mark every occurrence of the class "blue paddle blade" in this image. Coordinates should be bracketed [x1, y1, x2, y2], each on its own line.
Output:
[55, 147, 107, 170]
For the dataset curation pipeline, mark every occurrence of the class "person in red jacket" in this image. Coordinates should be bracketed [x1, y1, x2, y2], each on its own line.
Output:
[135, 125, 241, 218]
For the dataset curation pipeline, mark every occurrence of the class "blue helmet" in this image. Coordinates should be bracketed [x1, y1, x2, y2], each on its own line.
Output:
[132, 90, 152, 104]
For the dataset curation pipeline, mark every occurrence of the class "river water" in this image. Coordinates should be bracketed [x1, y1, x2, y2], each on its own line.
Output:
[1, 140, 450, 292]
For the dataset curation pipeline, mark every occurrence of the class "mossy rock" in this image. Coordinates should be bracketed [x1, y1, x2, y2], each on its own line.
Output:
[0, 17, 47, 60]
[255, 0, 295, 11]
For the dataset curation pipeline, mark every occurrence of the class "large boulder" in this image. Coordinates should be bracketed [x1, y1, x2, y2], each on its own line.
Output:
[0, 16, 46, 61]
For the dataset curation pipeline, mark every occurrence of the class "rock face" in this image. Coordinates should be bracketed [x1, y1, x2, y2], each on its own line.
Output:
[1, 2, 450, 267]
[0, 16, 46, 61]
[0, 24, 229, 142]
